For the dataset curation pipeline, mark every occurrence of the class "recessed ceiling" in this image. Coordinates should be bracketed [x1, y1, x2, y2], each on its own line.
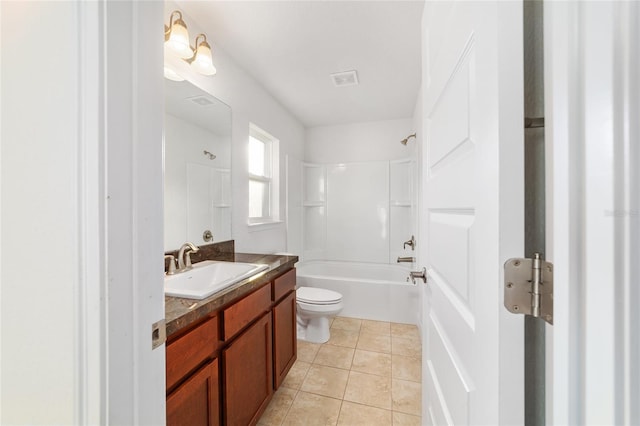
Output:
[177, 1, 424, 128]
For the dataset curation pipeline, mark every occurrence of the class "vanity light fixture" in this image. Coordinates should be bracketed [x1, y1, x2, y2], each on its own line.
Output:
[189, 34, 217, 76]
[164, 10, 217, 78]
[164, 11, 193, 59]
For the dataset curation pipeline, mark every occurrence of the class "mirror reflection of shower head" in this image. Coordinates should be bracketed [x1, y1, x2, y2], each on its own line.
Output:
[400, 133, 416, 145]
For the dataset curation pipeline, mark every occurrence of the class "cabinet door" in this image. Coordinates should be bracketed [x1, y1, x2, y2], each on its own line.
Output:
[223, 313, 273, 426]
[167, 358, 219, 426]
[273, 291, 297, 389]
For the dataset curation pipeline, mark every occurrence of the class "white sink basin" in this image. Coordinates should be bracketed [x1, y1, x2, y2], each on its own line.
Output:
[165, 260, 269, 300]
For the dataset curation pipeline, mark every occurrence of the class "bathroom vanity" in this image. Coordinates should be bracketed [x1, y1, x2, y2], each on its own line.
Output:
[164, 243, 297, 426]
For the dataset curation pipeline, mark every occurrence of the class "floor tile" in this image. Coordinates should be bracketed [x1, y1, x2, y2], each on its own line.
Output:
[297, 340, 322, 363]
[391, 336, 421, 359]
[282, 360, 311, 390]
[260, 316, 424, 426]
[327, 328, 360, 348]
[391, 379, 421, 416]
[301, 365, 349, 399]
[392, 411, 422, 426]
[258, 387, 297, 426]
[357, 332, 391, 354]
[351, 349, 391, 377]
[391, 355, 421, 383]
[344, 371, 392, 410]
[332, 317, 362, 332]
[281, 391, 342, 426]
[337, 401, 392, 426]
[361, 319, 391, 336]
[314, 344, 355, 370]
[390, 323, 420, 340]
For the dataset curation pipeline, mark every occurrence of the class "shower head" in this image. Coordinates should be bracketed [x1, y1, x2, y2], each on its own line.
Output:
[400, 133, 416, 145]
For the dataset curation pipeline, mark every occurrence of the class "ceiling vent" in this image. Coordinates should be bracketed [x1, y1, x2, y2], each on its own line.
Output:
[188, 95, 215, 106]
[331, 70, 359, 87]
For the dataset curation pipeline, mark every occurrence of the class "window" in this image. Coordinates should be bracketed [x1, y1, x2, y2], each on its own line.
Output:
[248, 124, 279, 224]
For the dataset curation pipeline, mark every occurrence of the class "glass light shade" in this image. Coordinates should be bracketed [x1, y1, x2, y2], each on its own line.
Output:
[164, 66, 184, 82]
[191, 41, 217, 76]
[165, 19, 193, 59]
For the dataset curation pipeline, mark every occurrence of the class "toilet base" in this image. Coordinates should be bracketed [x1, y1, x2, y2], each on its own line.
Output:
[297, 316, 331, 343]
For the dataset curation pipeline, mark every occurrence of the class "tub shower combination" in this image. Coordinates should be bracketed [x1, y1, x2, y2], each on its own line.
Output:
[296, 260, 420, 325]
[294, 158, 420, 339]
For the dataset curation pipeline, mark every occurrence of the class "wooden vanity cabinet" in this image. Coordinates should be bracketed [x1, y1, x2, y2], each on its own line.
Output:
[167, 359, 219, 426]
[272, 269, 297, 389]
[166, 266, 297, 426]
[223, 312, 273, 425]
[166, 315, 221, 426]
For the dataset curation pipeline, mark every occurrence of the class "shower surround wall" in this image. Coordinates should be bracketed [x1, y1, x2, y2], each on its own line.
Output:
[303, 119, 417, 264]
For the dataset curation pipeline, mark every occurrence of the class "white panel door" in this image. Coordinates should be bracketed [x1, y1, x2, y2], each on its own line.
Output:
[420, 2, 524, 424]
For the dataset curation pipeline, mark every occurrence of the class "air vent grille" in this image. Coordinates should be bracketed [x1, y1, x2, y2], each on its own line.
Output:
[330, 70, 359, 87]
[188, 95, 215, 106]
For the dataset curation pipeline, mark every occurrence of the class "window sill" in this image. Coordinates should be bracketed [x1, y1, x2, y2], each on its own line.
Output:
[247, 220, 283, 232]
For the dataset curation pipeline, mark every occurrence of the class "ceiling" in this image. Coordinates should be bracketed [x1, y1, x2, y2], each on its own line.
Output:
[177, 1, 424, 128]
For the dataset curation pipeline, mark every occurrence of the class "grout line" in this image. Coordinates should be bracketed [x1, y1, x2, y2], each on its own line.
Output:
[276, 388, 298, 426]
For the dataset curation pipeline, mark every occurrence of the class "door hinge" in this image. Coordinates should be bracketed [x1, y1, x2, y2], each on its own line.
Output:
[504, 253, 553, 325]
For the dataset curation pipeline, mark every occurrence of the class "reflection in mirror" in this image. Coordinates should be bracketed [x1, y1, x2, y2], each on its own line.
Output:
[164, 79, 232, 251]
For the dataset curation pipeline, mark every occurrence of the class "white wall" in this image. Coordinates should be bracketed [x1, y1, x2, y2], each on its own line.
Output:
[305, 118, 415, 163]
[1, 3, 80, 422]
[301, 119, 417, 264]
[167, 2, 305, 255]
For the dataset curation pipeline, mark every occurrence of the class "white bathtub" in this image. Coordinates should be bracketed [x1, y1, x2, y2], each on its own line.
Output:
[296, 260, 420, 325]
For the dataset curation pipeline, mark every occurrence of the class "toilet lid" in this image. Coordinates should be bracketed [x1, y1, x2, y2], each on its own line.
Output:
[297, 287, 342, 305]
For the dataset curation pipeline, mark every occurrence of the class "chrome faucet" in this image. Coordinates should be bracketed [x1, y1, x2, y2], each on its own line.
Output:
[164, 254, 177, 275]
[177, 242, 200, 271]
[397, 256, 415, 263]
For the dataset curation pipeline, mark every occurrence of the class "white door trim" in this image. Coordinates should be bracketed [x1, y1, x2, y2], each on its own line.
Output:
[77, 1, 107, 423]
[104, 1, 166, 424]
[545, 2, 640, 424]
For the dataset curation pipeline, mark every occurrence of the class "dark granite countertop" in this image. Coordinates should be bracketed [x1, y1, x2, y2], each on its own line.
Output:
[164, 252, 298, 338]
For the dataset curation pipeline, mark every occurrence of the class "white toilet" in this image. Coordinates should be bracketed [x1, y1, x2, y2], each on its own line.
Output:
[296, 286, 344, 343]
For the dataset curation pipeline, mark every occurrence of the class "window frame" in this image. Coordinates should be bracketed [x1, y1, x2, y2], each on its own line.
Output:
[248, 124, 279, 225]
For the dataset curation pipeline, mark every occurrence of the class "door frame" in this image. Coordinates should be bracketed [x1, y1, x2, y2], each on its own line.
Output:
[545, 2, 639, 424]
[103, 1, 166, 424]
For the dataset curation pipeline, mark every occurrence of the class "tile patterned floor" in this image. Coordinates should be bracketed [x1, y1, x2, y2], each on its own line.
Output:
[258, 317, 422, 426]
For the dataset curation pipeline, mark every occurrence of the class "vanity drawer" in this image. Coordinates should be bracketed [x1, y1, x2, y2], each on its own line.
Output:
[272, 268, 296, 301]
[166, 315, 219, 391]
[223, 284, 271, 340]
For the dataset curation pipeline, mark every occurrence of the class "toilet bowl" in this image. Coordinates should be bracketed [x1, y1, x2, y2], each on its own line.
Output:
[296, 286, 344, 343]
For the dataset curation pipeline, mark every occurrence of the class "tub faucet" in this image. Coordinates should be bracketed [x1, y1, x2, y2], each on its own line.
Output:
[403, 235, 416, 251]
[397, 256, 415, 263]
[177, 242, 200, 271]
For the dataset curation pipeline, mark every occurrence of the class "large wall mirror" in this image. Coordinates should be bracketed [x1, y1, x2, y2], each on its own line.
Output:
[164, 79, 232, 251]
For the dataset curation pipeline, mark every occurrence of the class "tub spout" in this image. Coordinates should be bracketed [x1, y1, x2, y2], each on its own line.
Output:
[397, 256, 415, 263]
